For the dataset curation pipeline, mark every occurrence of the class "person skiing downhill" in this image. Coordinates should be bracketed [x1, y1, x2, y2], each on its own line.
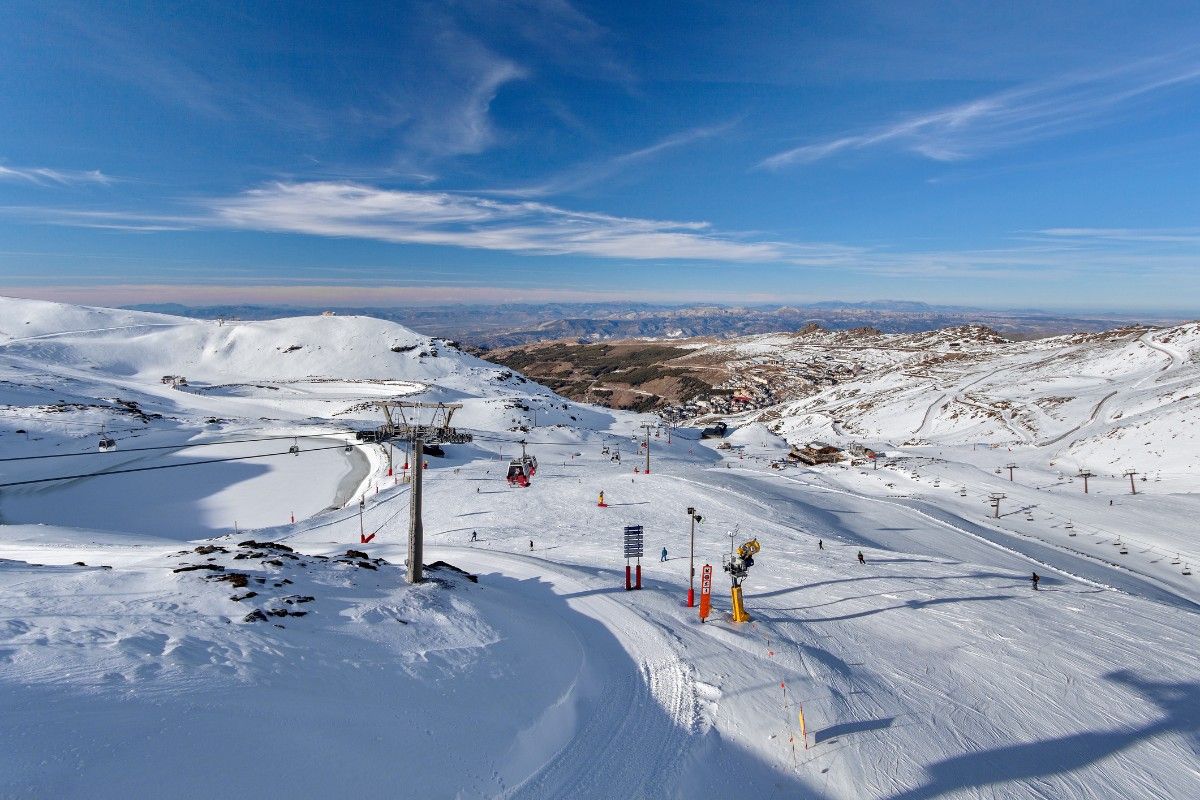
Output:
[470, 531, 477, 542]
[660, 547, 668, 562]
[529, 540, 534, 551]
[818, 539, 824, 550]
[857, 550, 865, 564]
[1031, 572, 1040, 590]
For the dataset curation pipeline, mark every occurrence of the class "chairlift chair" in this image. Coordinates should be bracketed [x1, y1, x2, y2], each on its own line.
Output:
[98, 436, 116, 452]
[289, 438, 300, 456]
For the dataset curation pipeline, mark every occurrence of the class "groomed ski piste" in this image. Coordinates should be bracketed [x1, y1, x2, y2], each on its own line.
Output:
[1, 297, 1198, 799]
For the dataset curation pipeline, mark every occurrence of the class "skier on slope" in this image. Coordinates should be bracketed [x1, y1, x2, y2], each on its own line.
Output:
[818, 539, 824, 550]
[660, 546, 668, 562]
[529, 539, 534, 551]
[1031, 571, 1040, 590]
[471, 530, 477, 542]
[857, 550, 866, 565]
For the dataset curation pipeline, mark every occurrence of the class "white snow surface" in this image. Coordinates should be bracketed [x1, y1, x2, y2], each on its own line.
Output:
[1, 297, 1198, 799]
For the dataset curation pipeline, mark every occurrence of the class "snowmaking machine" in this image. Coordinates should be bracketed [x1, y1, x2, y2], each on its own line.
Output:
[722, 538, 760, 623]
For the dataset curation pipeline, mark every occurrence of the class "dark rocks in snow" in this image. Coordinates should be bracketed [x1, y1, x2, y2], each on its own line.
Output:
[427, 561, 479, 583]
[194, 545, 229, 555]
[280, 595, 314, 604]
[344, 549, 369, 560]
[242, 609, 268, 623]
[238, 540, 294, 553]
[173, 564, 225, 573]
[230, 592, 258, 602]
[73, 561, 86, 566]
[265, 608, 308, 618]
[263, 559, 284, 567]
[210, 573, 250, 588]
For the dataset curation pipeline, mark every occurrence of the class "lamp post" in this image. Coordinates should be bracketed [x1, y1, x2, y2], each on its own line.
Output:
[686, 507, 702, 606]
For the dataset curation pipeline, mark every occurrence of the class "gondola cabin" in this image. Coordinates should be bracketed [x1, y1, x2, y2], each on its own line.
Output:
[506, 459, 531, 487]
[98, 436, 116, 452]
[521, 454, 538, 476]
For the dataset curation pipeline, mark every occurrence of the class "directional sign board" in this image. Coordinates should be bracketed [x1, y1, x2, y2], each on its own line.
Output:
[623, 525, 644, 559]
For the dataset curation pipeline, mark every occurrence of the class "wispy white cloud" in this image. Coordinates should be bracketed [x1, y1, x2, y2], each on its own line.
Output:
[8, 183, 1196, 283]
[493, 120, 739, 197]
[406, 54, 527, 158]
[206, 181, 791, 262]
[761, 50, 1200, 169]
[1038, 227, 1200, 244]
[0, 164, 113, 186]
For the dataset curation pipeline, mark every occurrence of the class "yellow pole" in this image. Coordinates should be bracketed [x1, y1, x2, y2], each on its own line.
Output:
[730, 585, 751, 622]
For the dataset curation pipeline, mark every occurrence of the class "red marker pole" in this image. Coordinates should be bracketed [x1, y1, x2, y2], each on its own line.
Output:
[625, 564, 632, 590]
[636, 561, 642, 590]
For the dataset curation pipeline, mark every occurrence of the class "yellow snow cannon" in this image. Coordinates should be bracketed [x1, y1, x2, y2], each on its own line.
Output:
[722, 538, 760, 623]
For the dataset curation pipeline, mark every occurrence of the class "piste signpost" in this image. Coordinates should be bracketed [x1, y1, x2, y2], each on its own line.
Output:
[624, 525, 644, 590]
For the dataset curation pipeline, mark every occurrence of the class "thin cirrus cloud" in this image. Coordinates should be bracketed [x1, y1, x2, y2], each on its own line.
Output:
[761, 50, 1200, 169]
[208, 181, 792, 262]
[1038, 227, 1200, 244]
[0, 164, 113, 186]
[494, 120, 740, 198]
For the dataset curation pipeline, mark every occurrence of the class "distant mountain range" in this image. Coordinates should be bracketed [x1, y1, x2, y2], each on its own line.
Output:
[125, 301, 1190, 348]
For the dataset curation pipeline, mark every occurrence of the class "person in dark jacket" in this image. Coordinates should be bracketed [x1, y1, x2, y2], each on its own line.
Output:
[1031, 572, 1040, 590]
[660, 547, 668, 562]
[857, 550, 865, 564]
[818, 539, 824, 550]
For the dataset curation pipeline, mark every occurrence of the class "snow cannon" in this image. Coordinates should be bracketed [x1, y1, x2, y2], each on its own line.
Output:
[722, 538, 760, 623]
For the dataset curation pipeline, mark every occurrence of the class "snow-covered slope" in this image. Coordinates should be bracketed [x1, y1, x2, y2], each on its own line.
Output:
[0, 296, 609, 536]
[2, 298, 1198, 799]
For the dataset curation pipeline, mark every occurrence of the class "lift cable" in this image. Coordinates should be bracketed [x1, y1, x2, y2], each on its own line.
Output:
[0, 431, 357, 464]
[278, 483, 412, 539]
[0, 442, 362, 489]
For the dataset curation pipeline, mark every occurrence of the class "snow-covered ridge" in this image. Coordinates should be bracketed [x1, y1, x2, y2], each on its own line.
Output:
[682, 317, 1200, 479]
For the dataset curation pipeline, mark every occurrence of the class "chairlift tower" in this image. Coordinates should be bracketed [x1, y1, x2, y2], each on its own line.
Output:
[375, 401, 473, 445]
[373, 402, 474, 584]
[1078, 469, 1094, 494]
[988, 492, 1006, 518]
[1123, 469, 1139, 495]
[640, 423, 654, 474]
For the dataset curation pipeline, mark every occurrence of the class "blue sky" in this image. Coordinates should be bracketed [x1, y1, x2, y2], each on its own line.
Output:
[1, 1, 1198, 311]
